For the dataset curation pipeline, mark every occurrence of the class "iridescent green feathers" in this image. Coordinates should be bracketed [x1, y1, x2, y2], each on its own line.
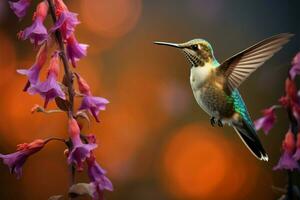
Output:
[231, 89, 253, 128]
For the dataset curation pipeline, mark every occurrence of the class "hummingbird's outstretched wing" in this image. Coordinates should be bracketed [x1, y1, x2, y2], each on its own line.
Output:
[217, 33, 293, 91]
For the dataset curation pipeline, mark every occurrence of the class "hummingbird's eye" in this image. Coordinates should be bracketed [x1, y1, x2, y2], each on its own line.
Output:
[191, 45, 198, 51]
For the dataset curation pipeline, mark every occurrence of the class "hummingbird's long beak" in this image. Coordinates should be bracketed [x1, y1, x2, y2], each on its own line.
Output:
[154, 41, 182, 48]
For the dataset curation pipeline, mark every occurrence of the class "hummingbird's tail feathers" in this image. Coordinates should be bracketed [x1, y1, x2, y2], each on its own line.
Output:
[233, 120, 268, 161]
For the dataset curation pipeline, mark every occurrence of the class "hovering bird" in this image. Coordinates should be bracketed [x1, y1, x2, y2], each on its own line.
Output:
[154, 33, 293, 161]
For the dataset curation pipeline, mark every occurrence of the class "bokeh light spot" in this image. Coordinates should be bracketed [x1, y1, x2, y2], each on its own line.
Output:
[161, 123, 262, 199]
[80, 0, 142, 38]
[162, 123, 229, 198]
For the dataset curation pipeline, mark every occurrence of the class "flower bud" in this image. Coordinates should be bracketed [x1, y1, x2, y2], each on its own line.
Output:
[282, 131, 296, 154]
[48, 52, 60, 78]
[75, 73, 92, 96]
[35, 1, 49, 21]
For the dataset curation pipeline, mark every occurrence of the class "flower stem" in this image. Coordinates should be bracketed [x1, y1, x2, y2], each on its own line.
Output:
[46, 0, 76, 198]
[45, 137, 67, 144]
[286, 104, 298, 200]
[47, 0, 75, 114]
[287, 170, 293, 200]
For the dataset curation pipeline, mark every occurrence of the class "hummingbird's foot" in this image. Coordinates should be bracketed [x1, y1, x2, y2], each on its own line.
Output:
[217, 120, 223, 127]
[210, 117, 216, 127]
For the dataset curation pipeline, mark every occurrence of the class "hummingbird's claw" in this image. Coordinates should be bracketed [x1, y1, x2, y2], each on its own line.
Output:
[210, 117, 216, 127]
[218, 120, 223, 127]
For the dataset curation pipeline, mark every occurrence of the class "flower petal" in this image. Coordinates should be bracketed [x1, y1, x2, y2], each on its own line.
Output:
[9, 0, 31, 20]
[254, 106, 277, 134]
[273, 151, 299, 171]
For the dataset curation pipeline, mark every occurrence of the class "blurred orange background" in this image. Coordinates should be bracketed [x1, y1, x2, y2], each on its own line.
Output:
[0, 0, 299, 199]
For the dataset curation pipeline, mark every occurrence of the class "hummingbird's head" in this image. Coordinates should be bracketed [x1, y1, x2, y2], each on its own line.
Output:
[154, 39, 215, 67]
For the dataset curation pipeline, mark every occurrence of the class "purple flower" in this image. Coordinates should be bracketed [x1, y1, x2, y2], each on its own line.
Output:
[17, 64, 41, 85]
[17, 44, 47, 91]
[294, 149, 300, 161]
[290, 52, 300, 80]
[274, 131, 299, 171]
[18, 1, 48, 46]
[27, 52, 65, 108]
[66, 34, 88, 67]
[28, 73, 65, 108]
[274, 151, 299, 171]
[19, 18, 47, 46]
[76, 74, 109, 122]
[86, 135, 113, 200]
[50, 11, 80, 39]
[68, 144, 97, 171]
[0, 139, 46, 179]
[88, 161, 113, 200]
[9, 0, 31, 20]
[293, 133, 300, 161]
[67, 118, 97, 171]
[79, 96, 109, 123]
[254, 106, 277, 135]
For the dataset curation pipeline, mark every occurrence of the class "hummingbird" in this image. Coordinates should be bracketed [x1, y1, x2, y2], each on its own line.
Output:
[154, 33, 293, 161]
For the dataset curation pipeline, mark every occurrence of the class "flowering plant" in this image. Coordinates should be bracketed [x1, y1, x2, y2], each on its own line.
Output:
[1, 0, 113, 199]
[255, 52, 300, 200]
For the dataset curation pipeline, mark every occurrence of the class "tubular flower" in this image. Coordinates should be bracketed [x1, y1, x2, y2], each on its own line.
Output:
[285, 78, 298, 103]
[274, 131, 299, 171]
[79, 97, 109, 123]
[76, 73, 92, 96]
[0, 139, 47, 179]
[66, 34, 88, 67]
[28, 52, 65, 108]
[17, 43, 48, 91]
[67, 118, 97, 171]
[290, 52, 300, 80]
[293, 133, 300, 161]
[279, 78, 300, 121]
[8, 0, 31, 20]
[76, 74, 109, 122]
[18, 1, 49, 46]
[50, 0, 79, 39]
[86, 135, 113, 200]
[87, 156, 113, 200]
[254, 106, 277, 135]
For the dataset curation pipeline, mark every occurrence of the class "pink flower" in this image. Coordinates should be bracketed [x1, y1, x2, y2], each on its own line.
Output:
[50, 11, 79, 39]
[17, 43, 48, 91]
[67, 118, 97, 171]
[274, 131, 299, 171]
[254, 106, 277, 134]
[66, 34, 88, 67]
[279, 78, 300, 122]
[293, 132, 300, 161]
[289, 52, 300, 80]
[18, 1, 48, 46]
[53, 0, 68, 14]
[76, 74, 109, 122]
[285, 78, 298, 103]
[9, 0, 31, 20]
[76, 72, 91, 96]
[28, 52, 65, 108]
[279, 78, 298, 106]
[86, 135, 113, 200]
[0, 139, 47, 179]
[50, 0, 79, 39]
